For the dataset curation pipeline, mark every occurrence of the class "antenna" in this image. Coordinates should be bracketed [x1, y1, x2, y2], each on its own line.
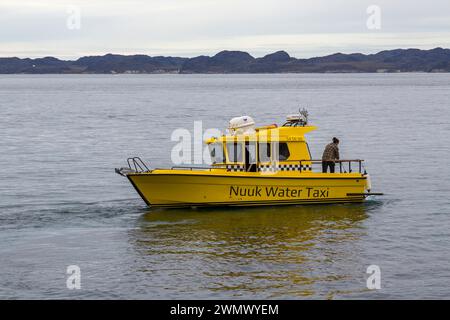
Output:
[298, 107, 309, 125]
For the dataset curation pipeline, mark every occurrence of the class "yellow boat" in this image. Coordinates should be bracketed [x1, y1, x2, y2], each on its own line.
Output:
[116, 112, 381, 208]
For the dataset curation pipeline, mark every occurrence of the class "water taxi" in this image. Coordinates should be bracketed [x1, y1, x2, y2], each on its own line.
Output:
[116, 111, 381, 208]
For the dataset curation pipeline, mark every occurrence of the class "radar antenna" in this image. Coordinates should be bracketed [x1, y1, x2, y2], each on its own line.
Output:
[283, 107, 309, 127]
[299, 107, 309, 125]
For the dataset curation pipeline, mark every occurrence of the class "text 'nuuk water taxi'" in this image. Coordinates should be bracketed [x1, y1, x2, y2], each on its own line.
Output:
[116, 110, 382, 208]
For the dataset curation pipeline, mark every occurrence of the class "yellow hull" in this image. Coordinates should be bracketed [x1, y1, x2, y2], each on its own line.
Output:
[126, 170, 367, 208]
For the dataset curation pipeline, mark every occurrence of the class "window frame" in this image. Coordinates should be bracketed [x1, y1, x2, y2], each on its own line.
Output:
[225, 141, 244, 163]
[208, 142, 226, 164]
[258, 142, 271, 163]
[278, 142, 291, 161]
[245, 141, 257, 164]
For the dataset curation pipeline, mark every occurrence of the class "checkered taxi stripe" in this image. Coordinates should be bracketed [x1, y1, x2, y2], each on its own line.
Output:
[226, 165, 245, 172]
[226, 164, 312, 172]
[259, 164, 312, 172]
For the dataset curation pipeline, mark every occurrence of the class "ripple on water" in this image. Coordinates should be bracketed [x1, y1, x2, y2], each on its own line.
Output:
[1, 74, 450, 299]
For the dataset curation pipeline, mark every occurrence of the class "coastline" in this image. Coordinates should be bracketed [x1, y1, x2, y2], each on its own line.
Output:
[2, 48, 450, 74]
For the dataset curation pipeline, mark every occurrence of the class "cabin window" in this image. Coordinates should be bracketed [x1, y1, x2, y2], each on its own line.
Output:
[305, 142, 312, 159]
[226, 142, 243, 163]
[208, 143, 225, 164]
[258, 142, 271, 162]
[245, 142, 257, 163]
[278, 142, 290, 160]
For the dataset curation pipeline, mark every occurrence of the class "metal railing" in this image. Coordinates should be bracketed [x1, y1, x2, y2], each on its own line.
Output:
[170, 165, 227, 171]
[127, 157, 150, 173]
[170, 161, 365, 173]
[299, 159, 365, 173]
[123, 157, 364, 174]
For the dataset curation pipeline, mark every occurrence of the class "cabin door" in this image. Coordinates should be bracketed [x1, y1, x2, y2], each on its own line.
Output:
[244, 141, 257, 172]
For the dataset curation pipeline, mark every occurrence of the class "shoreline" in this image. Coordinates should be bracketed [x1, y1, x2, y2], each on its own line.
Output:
[1, 71, 449, 75]
[2, 48, 450, 74]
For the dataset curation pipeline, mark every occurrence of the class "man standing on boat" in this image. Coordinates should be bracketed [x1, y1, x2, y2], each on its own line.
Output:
[322, 137, 340, 173]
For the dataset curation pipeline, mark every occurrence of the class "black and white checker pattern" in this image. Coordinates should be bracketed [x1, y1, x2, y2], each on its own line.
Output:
[279, 164, 300, 171]
[258, 164, 278, 172]
[300, 164, 312, 171]
[258, 163, 313, 172]
[226, 163, 313, 172]
[226, 164, 245, 172]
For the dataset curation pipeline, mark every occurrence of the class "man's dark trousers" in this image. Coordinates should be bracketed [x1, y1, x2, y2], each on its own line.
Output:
[322, 161, 335, 173]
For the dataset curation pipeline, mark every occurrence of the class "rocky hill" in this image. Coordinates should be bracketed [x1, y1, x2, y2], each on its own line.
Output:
[1, 48, 450, 74]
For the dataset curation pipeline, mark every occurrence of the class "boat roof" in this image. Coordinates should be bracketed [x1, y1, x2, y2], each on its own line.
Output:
[206, 125, 317, 144]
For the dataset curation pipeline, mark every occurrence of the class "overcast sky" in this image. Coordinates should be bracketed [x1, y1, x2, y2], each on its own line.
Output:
[1, 0, 450, 59]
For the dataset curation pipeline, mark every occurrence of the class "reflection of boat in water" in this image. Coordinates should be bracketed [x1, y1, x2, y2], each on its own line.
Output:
[135, 203, 371, 256]
[116, 110, 382, 208]
[140, 203, 371, 235]
[129, 203, 374, 298]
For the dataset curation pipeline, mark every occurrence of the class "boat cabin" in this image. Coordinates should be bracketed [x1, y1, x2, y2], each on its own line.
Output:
[206, 115, 315, 173]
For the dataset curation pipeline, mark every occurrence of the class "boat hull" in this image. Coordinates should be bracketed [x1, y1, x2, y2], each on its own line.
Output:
[126, 171, 367, 208]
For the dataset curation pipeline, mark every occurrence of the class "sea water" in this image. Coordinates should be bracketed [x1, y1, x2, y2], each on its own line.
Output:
[0, 73, 449, 299]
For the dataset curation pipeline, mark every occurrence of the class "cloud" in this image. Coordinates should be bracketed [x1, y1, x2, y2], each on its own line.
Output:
[1, 0, 450, 58]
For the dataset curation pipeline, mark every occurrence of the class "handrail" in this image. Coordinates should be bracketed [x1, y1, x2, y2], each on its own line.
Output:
[127, 158, 365, 174]
[299, 159, 365, 173]
[302, 159, 364, 163]
[171, 165, 227, 171]
[127, 157, 150, 173]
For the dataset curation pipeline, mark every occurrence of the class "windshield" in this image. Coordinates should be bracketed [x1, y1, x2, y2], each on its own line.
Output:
[208, 143, 225, 164]
[226, 142, 243, 163]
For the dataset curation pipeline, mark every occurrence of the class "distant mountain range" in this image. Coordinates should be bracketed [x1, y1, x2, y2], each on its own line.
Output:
[1, 48, 450, 74]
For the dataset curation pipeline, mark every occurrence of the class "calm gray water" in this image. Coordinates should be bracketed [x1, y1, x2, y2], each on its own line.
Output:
[0, 74, 449, 299]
